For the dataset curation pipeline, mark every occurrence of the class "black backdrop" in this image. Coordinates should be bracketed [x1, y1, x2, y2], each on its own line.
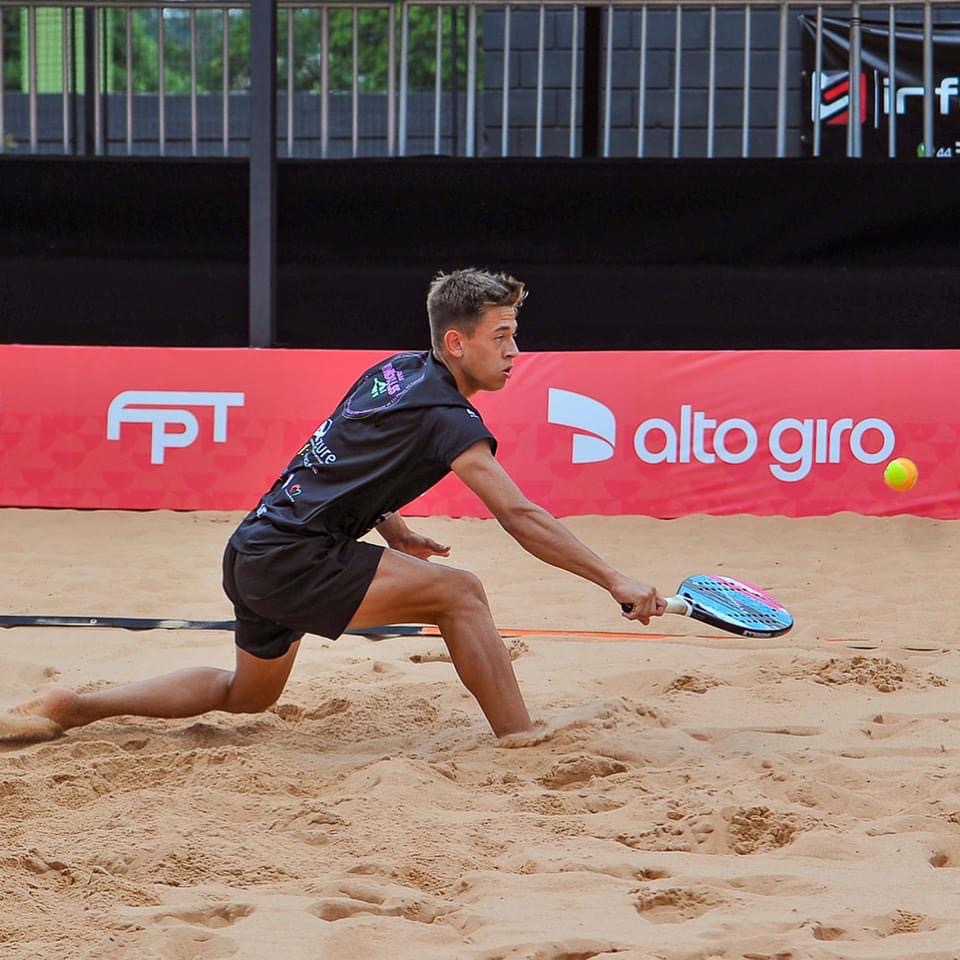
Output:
[1, 156, 958, 349]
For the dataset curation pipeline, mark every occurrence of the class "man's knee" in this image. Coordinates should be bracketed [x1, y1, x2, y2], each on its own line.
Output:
[439, 569, 489, 617]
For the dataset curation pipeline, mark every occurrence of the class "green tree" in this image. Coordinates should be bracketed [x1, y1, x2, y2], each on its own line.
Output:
[3, 9, 23, 91]
[95, 5, 477, 95]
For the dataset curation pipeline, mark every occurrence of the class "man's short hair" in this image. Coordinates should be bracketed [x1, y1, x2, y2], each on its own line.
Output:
[427, 268, 527, 352]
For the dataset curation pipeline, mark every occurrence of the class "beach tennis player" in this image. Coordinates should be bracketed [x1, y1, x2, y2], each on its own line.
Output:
[3, 269, 666, 740]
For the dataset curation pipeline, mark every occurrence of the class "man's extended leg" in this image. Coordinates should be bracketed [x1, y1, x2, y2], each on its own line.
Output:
[346, 550, 533, 737]
[2, 640, 301, 736]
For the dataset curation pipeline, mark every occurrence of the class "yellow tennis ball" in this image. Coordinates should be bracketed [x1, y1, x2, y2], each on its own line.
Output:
[884, 457, 918, 492]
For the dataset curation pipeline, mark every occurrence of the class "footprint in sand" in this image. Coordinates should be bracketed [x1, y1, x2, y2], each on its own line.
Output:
[928, 841, 960, 867]
[472, 939, 623, 960]
[119, 902, 253, 960]
[723, 874, 826, 897]
[809, 909, 934, 941]
[151, 903, 255, 929]
[267, 802, 348, 846]
[616, 805, 814, 855]
[633, 886, 725, 922]
[783, 655, 947, 693]
[538, 754, 628, 789]
[139, 926, 239, 960]
[306, 881, 451, 924]
[634, 867, 671, 880]
[0, 713, 62, 744]
[270, 698, 351, 723]
[665, 673, 724, 695]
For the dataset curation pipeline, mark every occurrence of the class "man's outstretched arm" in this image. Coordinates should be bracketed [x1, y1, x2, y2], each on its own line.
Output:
[451, 441, 666, 623]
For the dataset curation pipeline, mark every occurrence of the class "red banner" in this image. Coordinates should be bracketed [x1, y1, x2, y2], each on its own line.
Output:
[0, 346, 956, 517]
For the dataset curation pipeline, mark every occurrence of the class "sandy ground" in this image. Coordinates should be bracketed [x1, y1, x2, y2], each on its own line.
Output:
[1, 508, 959, 960]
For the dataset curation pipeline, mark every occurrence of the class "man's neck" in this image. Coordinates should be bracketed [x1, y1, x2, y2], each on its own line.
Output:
[433, 351, 475, 399]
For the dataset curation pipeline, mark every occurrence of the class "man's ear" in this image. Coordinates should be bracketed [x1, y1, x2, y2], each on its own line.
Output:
[443, 327, 465, 357]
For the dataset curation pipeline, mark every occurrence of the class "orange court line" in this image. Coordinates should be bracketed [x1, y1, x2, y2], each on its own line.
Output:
[408, 624, 727, 641]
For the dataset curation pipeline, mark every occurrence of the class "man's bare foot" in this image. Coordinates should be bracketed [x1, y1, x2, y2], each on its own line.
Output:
[0, 687, 82, 742]
[496, 700, 622, 749]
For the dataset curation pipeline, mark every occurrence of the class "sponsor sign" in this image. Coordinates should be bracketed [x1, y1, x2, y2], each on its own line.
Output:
[801, 14, 960, 157]
[0, 346, 956, 517]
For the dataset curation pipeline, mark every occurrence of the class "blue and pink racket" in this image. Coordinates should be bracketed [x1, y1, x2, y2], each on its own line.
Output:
[625, 574, 793, 638]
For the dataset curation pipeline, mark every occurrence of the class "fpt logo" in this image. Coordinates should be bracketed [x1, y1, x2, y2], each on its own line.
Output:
[107, 390, 245, 464]
[812, 70, 869, 125]
[546, 389, 896, 483]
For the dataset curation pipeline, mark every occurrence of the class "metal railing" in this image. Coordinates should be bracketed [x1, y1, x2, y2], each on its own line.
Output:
[0, 0, 957, 158]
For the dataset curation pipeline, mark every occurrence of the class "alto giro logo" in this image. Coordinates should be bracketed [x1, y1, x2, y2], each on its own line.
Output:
[547, 389, 896, 483]
[107, 390, 246, 464]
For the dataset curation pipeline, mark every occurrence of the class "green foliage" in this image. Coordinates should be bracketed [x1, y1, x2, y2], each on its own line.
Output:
[3, 9, 22, 90]
[0, 5, 478, 95]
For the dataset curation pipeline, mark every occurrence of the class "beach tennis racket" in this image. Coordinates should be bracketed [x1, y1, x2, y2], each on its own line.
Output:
[622, 574, 793, 638]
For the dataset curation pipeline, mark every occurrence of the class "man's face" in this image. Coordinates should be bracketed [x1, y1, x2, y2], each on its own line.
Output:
[457, 305, 520, 393]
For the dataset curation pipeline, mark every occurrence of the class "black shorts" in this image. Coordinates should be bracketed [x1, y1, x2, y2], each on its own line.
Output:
[222, 533, 385, 660]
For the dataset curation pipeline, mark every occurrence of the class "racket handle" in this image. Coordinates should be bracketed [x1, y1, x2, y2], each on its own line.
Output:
[664, 596, 692, 616]
[621, 597, 692, 617]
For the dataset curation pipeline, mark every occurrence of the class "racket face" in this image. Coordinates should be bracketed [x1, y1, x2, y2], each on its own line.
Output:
[677, 575, 793, 638]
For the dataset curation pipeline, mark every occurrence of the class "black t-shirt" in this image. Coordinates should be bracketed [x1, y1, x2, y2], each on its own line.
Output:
[229, 351, 496, 552]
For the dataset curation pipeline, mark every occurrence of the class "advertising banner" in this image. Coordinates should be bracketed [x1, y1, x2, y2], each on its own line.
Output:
[0, 346, 957, 518]
[800, 14, 960, 158]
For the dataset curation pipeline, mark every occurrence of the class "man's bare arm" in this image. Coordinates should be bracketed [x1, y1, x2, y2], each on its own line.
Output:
[451, 441, 664, 621]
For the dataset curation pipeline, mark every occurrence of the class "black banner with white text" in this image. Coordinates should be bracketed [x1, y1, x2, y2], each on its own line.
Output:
[800, 14, 960, 157]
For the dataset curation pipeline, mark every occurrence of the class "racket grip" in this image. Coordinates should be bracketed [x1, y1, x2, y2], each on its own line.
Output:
[621, 598, 692, 616]
[664, 596, 692, 616]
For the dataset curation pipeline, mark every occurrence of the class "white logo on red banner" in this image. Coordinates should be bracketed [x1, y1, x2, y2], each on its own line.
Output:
[2, 346, 949, 518]
[547, 391, 896, 483]
[106, 390, 245, 464]
[547, 388, 616, 463]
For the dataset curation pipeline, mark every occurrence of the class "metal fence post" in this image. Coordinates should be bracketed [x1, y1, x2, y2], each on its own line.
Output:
[466, 3, 477, 156]
[84, 7, 96, 155]
[0, 9, 5, 153]
[847, 0, 862, 157]
[249, 0, 277, 348]
[776, 1, 788, 158]
[922, 0, 933, 157]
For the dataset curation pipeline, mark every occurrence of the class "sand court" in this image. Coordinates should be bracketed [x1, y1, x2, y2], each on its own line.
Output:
[2, 508, 960, 959]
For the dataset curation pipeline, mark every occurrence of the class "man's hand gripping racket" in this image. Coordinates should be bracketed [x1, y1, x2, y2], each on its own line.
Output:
[621, 574, 794, 638]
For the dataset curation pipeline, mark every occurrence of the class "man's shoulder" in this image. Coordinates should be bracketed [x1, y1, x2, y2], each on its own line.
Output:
[343, 351, 468, 420]
[342, 352, 429, 419]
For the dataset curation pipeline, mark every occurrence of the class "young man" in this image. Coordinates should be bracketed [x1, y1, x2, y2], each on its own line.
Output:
[2, 269, 665, 742]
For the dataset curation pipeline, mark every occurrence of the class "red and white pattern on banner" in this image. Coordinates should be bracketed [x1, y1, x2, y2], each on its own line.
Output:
[0, 345, 957, 518]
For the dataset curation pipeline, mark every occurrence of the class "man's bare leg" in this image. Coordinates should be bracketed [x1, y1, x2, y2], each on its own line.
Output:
[4, 550, 533, 741]
[2, 641, 301, 737]
[346, 550, 533, 737]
